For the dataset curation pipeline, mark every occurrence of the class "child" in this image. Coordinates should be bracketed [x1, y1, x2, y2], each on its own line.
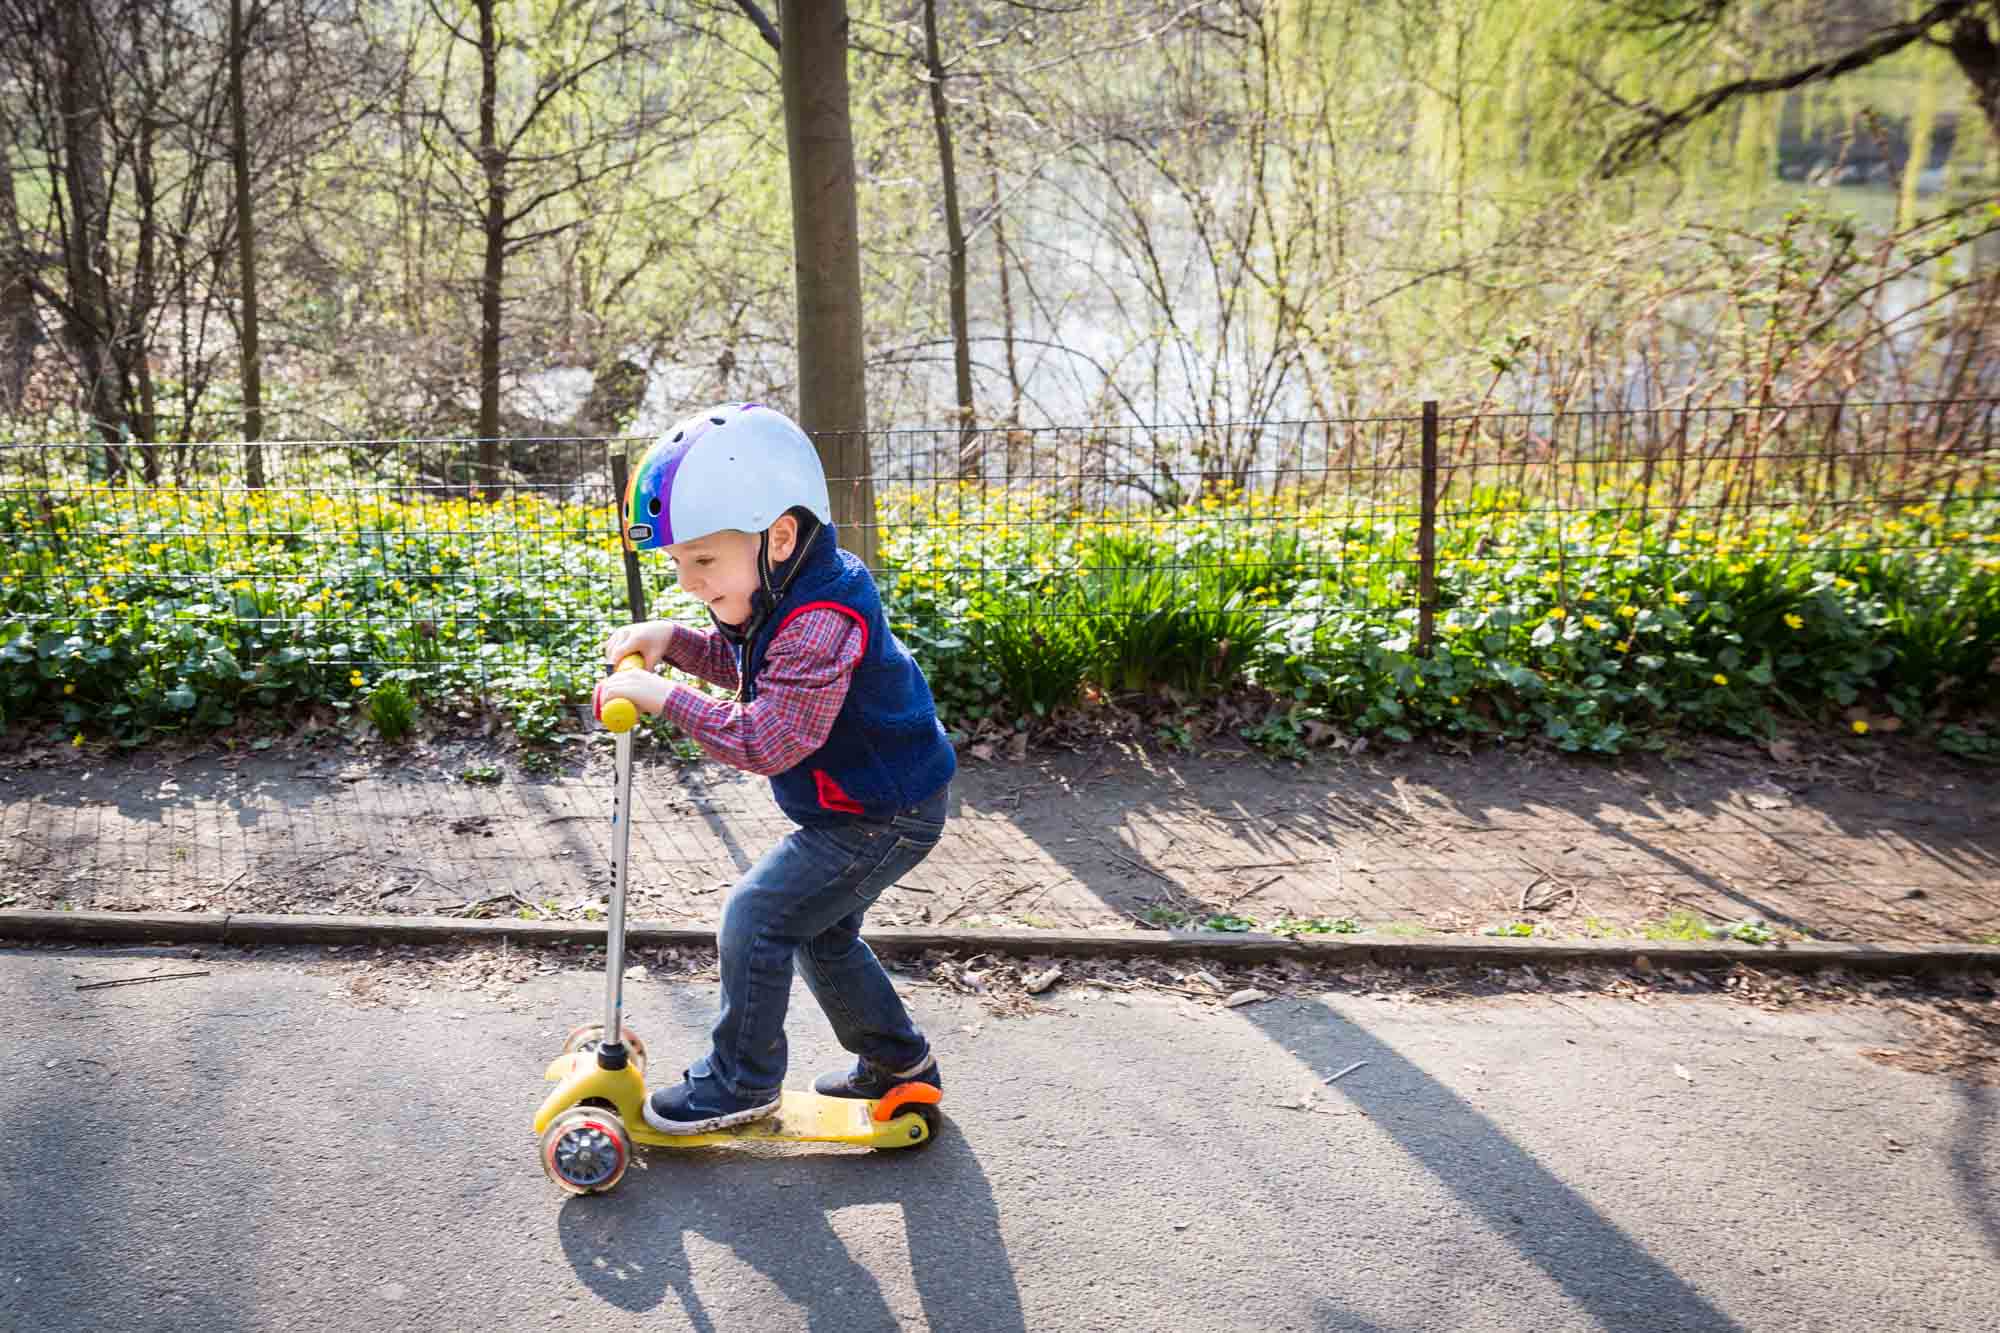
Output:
[595, 401, 956, 1132]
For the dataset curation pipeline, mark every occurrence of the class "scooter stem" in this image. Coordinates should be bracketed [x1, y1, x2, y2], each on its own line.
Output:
[602, 726, 634, 1061]
[599, 651, 646, 1067]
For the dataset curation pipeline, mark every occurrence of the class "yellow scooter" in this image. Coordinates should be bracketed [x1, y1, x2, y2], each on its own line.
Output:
[532, 654, 942, 1195]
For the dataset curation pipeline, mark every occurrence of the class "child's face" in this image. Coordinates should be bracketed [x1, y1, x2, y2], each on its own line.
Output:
[666, 519, 797, 626]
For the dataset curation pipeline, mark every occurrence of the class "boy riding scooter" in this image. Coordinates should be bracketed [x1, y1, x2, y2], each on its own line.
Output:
[595, 402, 955, 1134]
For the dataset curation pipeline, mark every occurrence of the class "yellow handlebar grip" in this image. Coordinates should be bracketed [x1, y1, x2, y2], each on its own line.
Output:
[600, 652, 649, 734]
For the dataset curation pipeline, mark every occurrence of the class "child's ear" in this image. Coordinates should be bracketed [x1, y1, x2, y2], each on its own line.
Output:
[768, 513, 799, 561]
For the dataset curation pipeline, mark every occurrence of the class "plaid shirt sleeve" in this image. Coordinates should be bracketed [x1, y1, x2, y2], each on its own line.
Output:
[659, 623, 740, 691]
[658, 609, 864, 777]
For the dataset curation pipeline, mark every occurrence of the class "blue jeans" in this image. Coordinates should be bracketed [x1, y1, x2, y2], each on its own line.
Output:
[695, 783, 949, 1100]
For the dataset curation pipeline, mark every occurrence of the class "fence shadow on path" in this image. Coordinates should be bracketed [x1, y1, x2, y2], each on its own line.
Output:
[970, 742, 1998, 941]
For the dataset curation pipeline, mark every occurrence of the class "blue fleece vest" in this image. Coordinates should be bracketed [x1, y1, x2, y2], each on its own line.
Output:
[738, 529, 956, 826]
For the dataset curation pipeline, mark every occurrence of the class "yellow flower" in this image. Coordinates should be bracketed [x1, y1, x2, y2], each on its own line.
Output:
[1851, 719, 1870, 735]
[1449, 695, 1461, 705]
[63, 683, 75, 696]
[1833, 577, 1855, 592]
[1618, 604, 1638, 617]
[349, 671, 365, 688]
[1582, 615, 1605, 630]
[1672, 591, 1691, 605]
[1548, 607, 1567, 620]
[1615, 639, 1633, 653]
[1784, 614, 1804, 630]
[71, 732, 83, 747]
[1712, 673, 1729, 686]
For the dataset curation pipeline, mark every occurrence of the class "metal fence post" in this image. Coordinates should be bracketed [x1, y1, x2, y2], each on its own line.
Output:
[1418, 400, 1439, 657]
[607, 446, 647, 624]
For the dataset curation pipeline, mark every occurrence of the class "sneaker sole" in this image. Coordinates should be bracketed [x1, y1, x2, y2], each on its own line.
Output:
[642, 1096, 781, 1136]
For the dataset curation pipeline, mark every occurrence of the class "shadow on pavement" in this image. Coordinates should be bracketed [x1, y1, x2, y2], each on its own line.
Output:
[1236, 1000, 1746, 1333]
[555, 1118, 1025, 1332]
[1951, 1080, 1999, 1258]
[0, 953, 270, 1333]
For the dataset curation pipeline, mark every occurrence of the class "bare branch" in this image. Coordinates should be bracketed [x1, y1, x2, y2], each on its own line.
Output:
[732, 0, 779, 53]
[1595, 0, 1980, 177]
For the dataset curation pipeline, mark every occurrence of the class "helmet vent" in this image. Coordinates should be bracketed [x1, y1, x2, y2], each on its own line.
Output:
[710, 415, 725, 425]
[671, 430, 684, 443]
[647, 497, 661, 516]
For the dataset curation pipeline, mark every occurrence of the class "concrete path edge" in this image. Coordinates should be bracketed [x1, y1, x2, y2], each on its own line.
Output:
[3, 908, 1996, 975]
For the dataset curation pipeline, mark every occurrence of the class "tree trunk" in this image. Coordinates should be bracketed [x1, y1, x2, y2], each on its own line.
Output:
[55, 0, 126, 463]
[476, 0, 504, 497]
[980, 109, 1020, 431]
[781, 0, 876, 569]
[229, 0, 266, 487]
[1948, 13, 2000, 146]
[0, 119, 41, 411]
[922, 0, 975, 478]
[128, 3, 160, 469]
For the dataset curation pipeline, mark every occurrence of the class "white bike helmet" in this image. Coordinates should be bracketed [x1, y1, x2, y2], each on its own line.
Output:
[621, 402, 833, 553]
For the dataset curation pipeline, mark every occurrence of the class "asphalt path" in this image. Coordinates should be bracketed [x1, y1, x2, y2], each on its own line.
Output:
[1, 946, 1993, 1332]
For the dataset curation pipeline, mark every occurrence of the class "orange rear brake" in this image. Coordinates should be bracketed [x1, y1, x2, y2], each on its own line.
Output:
[870, 1081, 943, 1122]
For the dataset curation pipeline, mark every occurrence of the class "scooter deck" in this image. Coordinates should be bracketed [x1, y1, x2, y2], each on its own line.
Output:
[537, 1051, 937, 1150]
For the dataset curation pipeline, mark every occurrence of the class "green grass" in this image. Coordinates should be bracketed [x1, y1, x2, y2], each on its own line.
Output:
[1137, 908, 1361, 934]
[1640, 911, 1778, 944]
[1271, 915, 1361, 935]
[1642, 910, 1717, 942]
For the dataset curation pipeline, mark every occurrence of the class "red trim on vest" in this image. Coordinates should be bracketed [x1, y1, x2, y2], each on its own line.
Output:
[776, 600, 870, 659]
[813, 769, 866, 814]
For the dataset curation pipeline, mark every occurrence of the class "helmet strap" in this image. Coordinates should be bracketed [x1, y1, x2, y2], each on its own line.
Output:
[722, 517, 822, 646]
[759, 516, 821, 603]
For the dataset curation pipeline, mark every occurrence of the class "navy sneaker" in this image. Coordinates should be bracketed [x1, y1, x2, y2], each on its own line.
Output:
[642, 1067, 780, 1134]
[812, 1051, 942, 1101]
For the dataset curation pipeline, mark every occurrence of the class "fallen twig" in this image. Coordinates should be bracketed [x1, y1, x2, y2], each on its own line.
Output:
[1525, 883, 1577, 913]
[75, 971, 211, 992]
[1324, 1060, 1369, 1084]
[1105, 848, 1180, 887]
[454, 892, 525, 917]
[1226, 874, 1285, 907]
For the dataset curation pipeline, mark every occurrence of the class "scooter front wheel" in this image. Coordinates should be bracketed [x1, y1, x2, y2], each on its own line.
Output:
[540, 1106, 631, 1195]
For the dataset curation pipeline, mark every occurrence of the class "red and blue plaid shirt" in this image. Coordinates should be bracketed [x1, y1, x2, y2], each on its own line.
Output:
[656, 615, 864, 777]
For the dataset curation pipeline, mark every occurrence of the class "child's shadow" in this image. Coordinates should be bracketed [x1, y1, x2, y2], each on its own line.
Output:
[555, 1119, 1025, 1332]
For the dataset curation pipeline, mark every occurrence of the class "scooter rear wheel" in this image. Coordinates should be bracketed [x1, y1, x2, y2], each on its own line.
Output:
[875, 1103, 943, 1152]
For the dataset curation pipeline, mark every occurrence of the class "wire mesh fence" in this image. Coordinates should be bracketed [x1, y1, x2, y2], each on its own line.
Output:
[2, 398, 1995, 743]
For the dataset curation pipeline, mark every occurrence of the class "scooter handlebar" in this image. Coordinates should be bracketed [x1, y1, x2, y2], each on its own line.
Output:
[596, 652, 649, 734]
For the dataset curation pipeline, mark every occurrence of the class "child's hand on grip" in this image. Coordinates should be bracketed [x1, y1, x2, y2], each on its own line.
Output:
[594, 665, 671, 731]
[603, 621, 673, 670]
